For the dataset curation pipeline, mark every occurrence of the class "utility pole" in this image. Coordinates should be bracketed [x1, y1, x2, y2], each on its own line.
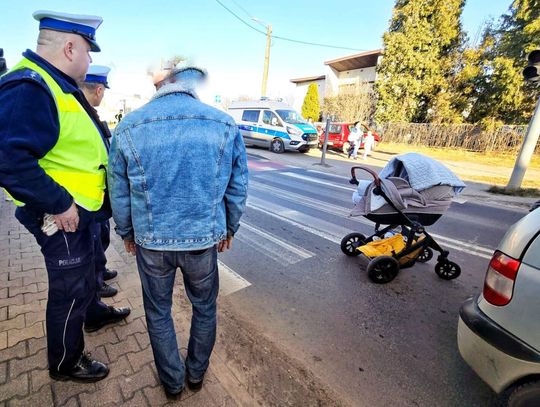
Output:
[261, 24, 272, 98]
[506, 50, 540, 190]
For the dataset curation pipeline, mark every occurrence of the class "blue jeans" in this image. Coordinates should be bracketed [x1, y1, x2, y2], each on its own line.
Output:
[136, 245, 219, 393]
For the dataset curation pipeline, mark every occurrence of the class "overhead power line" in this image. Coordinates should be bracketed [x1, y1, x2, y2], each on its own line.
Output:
[214, 0, 364, 52]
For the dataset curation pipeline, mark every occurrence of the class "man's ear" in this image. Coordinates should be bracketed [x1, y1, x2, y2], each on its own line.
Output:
[63, 41, 74, 62]
[96, 85, 104, 99]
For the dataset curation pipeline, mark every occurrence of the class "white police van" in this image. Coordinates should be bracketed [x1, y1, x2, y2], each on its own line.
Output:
[228, 99, 319, 153]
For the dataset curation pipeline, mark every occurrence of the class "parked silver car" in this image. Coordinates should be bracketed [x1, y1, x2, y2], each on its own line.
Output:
[458, 206, 540, 406]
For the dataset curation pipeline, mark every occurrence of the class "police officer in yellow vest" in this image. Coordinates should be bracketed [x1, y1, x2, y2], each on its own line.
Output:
[0, 11, 118, 382]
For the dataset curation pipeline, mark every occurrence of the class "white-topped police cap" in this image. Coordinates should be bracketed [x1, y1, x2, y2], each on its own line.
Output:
[85, 65, 111, 88]
[33, 10, 103, 52]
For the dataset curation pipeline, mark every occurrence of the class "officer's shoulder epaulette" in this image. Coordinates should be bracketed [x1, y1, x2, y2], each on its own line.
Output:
[0, 68, 49, 91]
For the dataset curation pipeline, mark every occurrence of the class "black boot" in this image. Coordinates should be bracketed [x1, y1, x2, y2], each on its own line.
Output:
[49, 352, 109, 383]
[99, 283, 118, 298]
[84, 306, 131, 333]
[103, 269, 118, 281]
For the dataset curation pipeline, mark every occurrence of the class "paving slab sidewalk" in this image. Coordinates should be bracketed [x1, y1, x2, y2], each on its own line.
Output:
[0, 198, 344, 407]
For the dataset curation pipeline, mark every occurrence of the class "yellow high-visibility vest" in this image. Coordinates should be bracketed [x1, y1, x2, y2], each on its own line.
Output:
[6, 57, 108, 211]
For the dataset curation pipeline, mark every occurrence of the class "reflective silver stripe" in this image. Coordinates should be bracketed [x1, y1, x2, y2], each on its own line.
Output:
[57, 298, 76, 371]
[62, 232, 71, 257]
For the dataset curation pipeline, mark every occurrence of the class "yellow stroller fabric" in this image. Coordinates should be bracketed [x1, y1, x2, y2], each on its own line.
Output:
[357, 234, 406, 258]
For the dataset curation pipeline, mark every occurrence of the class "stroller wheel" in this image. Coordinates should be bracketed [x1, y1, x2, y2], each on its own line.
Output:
[417, 247, 434, 263]
[435, 261, 461, 280]
[340, 233, 366, 256]
[367, 256, 400, 284]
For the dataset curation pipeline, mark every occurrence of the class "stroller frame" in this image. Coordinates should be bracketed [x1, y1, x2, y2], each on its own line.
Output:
[341, 166, 461, 284]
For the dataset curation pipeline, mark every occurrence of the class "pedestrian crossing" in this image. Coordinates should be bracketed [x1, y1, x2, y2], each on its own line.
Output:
[218, 166, 498, 296]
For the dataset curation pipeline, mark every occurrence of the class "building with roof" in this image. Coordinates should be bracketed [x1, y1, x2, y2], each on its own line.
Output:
[290, 49, 383, 112]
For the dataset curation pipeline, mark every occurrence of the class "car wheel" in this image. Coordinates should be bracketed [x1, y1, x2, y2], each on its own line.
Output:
[367, 256, 400, 284]
[508, 381, 540, 407]
[340, 233, 366, 256]
[435, 261, 461, 280]
[271, 138, 285, 154]
[342, 142, 350, 155]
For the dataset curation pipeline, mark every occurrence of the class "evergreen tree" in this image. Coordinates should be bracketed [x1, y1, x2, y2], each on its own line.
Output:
[301, 83, 321, 121]
[467, 0, 540, 125]
[375, 0, 465, 123]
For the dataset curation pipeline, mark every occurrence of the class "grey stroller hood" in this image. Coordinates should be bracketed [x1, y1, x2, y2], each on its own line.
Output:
[350, 153, 465, 218]
[351, 177, 454, 217]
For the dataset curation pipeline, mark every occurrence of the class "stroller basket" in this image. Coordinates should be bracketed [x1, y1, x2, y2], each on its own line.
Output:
[340, 164, 462, 284]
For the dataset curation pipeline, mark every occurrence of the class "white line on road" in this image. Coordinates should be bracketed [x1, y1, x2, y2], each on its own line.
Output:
[247, 194, 493, 260]
[281, 172, 352, 191]
[218, 260, 251, 297]
[237, 220, 315, 266]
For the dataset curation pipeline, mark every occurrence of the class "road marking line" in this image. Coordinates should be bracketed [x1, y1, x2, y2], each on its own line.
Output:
[307, 169, 350, 180]
[281, 172, 352, 191]
[218, 260, 251, 297]
[242, 222, 315, 259]
[251, 180, 495, 257]
[247, 202, 342, 244]
[247, 198, 493, 260]
[237, 220, 315, 265]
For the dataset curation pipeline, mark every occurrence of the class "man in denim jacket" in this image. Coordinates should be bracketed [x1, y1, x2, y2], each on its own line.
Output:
[108, 66, 248, 396]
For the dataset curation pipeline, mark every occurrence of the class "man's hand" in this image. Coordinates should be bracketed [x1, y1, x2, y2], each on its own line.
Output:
[124, 239, 136, 256]
[53, 202, 79, 233]
[218, 235, 234, 252]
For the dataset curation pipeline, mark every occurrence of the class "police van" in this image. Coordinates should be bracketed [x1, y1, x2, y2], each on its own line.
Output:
[228, 99, 319, 153]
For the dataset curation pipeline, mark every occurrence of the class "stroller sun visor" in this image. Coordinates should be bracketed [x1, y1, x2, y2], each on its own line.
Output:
[378, 152, 466, 194]
[351, 153, 465, 218]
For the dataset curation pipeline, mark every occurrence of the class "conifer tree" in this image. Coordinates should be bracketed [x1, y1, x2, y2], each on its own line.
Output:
[301, 83, 321, 121]
[375, 0, 465, 123]
[467, 0, 540, 125]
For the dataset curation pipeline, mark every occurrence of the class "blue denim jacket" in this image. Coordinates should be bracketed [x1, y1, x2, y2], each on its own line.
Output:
[108, 85, 248, 250]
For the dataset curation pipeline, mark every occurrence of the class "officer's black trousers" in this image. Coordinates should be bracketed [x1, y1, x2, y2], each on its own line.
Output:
[15, 207, 95, 372]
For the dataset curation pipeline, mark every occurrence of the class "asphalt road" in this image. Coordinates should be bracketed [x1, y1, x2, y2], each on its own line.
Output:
[219, 147, 528, 407]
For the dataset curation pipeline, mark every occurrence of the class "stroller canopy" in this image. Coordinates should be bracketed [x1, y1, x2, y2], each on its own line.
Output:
[352, 153, 466, 219]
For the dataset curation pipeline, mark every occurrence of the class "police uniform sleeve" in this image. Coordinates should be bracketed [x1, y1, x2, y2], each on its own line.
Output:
[0, 81, 73, 214]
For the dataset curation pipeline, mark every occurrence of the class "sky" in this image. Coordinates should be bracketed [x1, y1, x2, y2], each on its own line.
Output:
[0, 0, 511, 108]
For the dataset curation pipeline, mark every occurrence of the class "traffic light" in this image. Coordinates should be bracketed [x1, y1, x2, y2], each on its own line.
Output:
[0, 48, 6, 75]
[523, 50, 540, 82]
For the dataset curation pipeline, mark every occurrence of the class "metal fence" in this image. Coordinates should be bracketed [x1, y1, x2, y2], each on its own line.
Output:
[378, 123, 536, 153]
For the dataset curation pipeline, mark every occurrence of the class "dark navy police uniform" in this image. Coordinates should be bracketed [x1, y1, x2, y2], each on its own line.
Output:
[0, 50, 112, 372]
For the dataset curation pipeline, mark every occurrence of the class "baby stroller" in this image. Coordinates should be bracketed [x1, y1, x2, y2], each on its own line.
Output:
[340, 153, 466, 284]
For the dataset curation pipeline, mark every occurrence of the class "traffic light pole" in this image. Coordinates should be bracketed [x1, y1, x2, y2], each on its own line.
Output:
[507, 96, 540, 190]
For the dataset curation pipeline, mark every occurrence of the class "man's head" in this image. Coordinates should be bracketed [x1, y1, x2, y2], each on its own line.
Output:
[32, 11, 103, 82]
[79, 81, 105, 107]
[155, 66, 207, 94]
[79, 65, 110, 107]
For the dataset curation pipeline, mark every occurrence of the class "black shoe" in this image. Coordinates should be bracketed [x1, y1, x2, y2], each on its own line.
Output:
[99, 283, 117, 298]
[84, 306, 131, 333]
[186, 374, 204, 392]
[164, 387, 184, 400]
[49, 352, 109, 383]
[103, 269, 118, 281]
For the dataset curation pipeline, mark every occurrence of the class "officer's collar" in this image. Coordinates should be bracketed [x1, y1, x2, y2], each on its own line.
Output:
[23, 49, 78, 94]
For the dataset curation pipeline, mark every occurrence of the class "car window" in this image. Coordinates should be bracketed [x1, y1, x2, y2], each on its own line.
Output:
[329, 124, 342, 134]
[523, 234, 540, 269]
[242, 110, 260, 123]
[262, 110, 282, 127]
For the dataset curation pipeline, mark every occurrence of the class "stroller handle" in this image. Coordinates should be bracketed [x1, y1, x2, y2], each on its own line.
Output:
[350, 166, 381, 187]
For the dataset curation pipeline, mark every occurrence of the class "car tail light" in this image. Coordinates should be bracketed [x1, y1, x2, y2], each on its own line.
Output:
[483, 251, 521, 306]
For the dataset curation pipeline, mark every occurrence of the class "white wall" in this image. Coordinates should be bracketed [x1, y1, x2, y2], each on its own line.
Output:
[324, 65, 377, 96]
[291, 79, 326, 112]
